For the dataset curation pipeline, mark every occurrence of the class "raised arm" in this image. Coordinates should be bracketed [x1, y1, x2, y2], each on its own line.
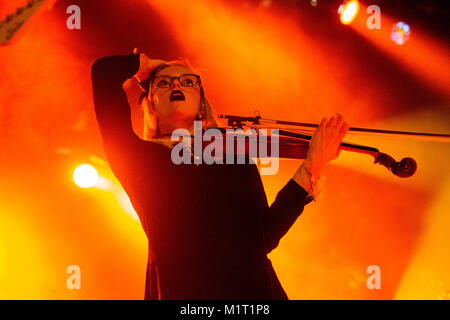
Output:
[91, 53, 172, 186]
[91, 54, 141, 157]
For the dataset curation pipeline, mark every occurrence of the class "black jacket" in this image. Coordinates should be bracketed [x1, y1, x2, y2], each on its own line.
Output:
[91, 54, 310, 299]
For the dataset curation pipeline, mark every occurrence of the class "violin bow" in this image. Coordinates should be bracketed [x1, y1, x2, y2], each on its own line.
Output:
[217, 113, 450, 178]
[219, 114, 450, 142]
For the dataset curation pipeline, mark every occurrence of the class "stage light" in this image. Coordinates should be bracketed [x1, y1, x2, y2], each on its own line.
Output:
[73, 164, 98, 188]
[311, 0, 318, 7]
[340, 1, 360, 25]
[391, 22, 411, 45]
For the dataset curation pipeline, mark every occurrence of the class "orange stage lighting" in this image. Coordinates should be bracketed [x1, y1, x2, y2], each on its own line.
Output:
[0, 0, 448, 301]
[347, 2, 450, 98]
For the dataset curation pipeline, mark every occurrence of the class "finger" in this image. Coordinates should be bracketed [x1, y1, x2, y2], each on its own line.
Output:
[318, 117, 328, 130]
[334, 114, 344, 133]
[331, 123, 348, 151]
[331, 120, 347, 149]
[326, 114, 338, 129]
[312, 117, 325, 137]
[314, 117, 328, 141]
[339, 122, 350, 139]
[139, 53, 148, 66]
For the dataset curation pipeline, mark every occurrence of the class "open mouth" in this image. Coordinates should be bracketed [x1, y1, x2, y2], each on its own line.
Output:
[170, 90, 185, 102]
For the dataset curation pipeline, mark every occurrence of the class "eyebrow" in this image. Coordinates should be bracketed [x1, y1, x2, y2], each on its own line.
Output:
[156, 73, 193, 77]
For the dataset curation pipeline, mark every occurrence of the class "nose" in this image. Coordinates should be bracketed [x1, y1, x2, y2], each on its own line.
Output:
[170, 77, 182, 90]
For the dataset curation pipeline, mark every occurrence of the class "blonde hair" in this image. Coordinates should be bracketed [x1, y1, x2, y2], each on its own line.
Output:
[138, 59, 220, 140]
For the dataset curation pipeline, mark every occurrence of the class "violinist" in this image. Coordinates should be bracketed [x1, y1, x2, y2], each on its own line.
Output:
[90, 51, 349, 299]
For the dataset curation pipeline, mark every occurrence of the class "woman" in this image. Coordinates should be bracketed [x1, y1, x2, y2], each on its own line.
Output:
[91, 51, 348, 299]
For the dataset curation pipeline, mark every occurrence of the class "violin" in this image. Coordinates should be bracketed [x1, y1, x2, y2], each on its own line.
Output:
[197, 113, 449, 179]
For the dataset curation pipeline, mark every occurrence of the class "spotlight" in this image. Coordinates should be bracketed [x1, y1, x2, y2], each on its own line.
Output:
[340, 1, 360, 25]
[391, 22, 411, 45]
[73, 164, 98, 188]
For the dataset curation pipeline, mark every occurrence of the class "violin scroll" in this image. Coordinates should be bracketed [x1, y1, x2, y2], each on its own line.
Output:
[374, 153, 417, 178]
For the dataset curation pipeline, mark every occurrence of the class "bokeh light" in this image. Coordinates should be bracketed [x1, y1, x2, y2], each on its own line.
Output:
[73, 164, 98, 188]
[340, 1, 360, 25]
[391, 21, 411, 45]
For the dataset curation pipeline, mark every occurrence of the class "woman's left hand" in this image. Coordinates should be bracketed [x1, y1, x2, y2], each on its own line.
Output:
[303, 113, 349, 178]
[133, 49, 168, 82]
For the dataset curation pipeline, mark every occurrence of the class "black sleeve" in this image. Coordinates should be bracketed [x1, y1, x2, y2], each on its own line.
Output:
[252, 165, 311, 253]
[91, 53, 141, 150]
[90, 54, 169, 182]
[265, 179, 311, 253]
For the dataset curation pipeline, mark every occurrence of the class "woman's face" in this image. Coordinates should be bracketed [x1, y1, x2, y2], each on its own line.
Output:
[150, 65, 201, 134]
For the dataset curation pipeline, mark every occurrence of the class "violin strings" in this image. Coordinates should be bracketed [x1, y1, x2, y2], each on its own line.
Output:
[248, 122, 450, 142]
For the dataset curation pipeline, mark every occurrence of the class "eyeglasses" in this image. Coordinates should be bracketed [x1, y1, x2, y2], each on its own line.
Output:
[152, 74, 200, 88]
